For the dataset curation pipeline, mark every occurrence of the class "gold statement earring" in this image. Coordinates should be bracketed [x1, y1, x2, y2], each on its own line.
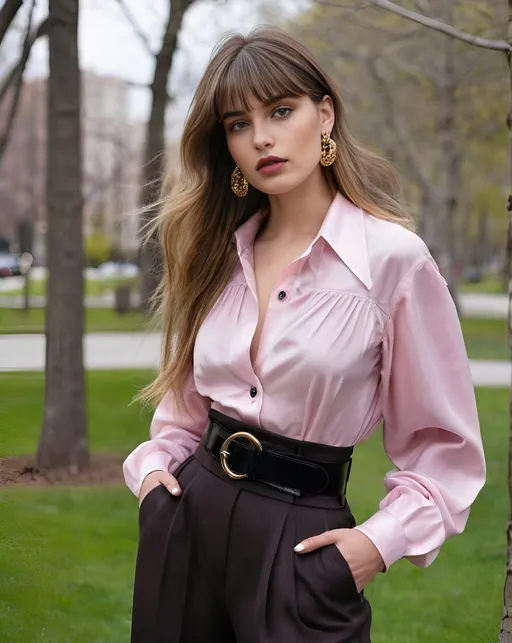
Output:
[231, 166, 248, 198]
[320, 131, 337, 167]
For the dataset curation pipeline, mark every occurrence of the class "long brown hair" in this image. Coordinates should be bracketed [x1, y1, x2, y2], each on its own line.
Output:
[140, 26, 414, 409]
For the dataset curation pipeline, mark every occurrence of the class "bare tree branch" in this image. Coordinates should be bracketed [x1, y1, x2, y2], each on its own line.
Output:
[313, 0, 421, 38]
[0, 0, 23, 46]
[315, 0, 372, 9]
[0, 0, 39, 162]
[337, 45, 437, 199]
[124, 77, 175, 98]
[0, 17, 49, 106]
[114, 0, 154, 57]
[363, 0, 511, 52]
[139, 0, 196, 310]
[113, 0, 176, 104]
[413, 0, 431, 15]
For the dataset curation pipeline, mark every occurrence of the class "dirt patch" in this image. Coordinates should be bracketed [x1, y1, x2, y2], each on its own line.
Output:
[0, 454, 126, 487]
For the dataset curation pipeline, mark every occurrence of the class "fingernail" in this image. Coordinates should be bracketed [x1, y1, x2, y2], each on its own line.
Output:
[171, 487, 180, 496]
[294, 543, 304, 552]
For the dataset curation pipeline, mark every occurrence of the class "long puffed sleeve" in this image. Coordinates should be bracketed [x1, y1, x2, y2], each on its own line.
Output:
[123, 367, 211, 497]
[354, 257, 486, 570]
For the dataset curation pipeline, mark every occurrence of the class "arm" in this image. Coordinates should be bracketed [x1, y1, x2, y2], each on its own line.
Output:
[123, 366, 211, 497]
[353, 257, 486, 570]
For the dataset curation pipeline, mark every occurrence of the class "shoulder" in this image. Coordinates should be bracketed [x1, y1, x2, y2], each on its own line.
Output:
[365, 214, 429, 267]
[364, 213, 432, 274]
[363, 213, 438, 304]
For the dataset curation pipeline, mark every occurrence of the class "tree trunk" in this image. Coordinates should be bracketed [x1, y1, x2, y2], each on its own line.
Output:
[36, 0, 88, 471]
[418, 188, 440, 250]
[139, 0, 192, 313]
[436, 0, 460, 311]
[501, 3, 512, 639]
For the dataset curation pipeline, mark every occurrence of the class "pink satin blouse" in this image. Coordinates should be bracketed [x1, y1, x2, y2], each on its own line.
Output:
[123, 192, 486, 571]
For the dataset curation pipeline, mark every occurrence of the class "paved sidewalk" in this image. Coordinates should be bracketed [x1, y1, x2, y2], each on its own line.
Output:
[0, 333, 160, 372]
[460, 293, 507, 318]
[0, 333, 510, 387]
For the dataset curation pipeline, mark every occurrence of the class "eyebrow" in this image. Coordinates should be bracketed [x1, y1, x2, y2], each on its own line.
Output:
[221, 94, 296, 121]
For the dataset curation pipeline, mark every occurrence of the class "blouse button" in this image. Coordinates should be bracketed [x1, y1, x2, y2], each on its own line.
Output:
[250, 386, 257, 398]
[278, 290, 287, 301]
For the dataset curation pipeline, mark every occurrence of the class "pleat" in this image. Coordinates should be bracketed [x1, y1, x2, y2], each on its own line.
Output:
[263, 501, 304, 641]
[222, 483, 242, 584]
[261, 500, 294, 639]
[226, 490, 292, 643]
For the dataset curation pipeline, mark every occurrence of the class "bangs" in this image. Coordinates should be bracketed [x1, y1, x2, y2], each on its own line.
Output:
[214, 47, 315, 120]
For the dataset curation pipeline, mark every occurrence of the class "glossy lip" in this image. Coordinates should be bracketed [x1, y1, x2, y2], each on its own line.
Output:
[258, 161, 286, 175]
[256, 155, 287, 171]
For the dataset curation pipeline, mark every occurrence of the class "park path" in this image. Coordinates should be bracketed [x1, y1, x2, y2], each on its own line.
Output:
[0, 332, 509, 387]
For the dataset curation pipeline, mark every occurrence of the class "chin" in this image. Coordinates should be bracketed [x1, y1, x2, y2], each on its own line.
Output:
[253, 177, 303, 196]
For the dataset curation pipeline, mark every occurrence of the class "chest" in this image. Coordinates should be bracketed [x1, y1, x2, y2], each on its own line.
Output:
[194, 241, 385, 387]
[250, 238, 311, 366]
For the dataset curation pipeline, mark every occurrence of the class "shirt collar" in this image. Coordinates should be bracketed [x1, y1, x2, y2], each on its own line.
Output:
[318, 192, 372, 290]
[234, 210, 266, 258]
[233, 192, 372, 290]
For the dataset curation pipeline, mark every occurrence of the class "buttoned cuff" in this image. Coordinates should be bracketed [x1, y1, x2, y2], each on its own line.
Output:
[353, 508, 407, 572]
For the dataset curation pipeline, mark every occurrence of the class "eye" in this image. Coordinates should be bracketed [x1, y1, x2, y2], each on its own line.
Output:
[229, 121, 248, 132]
[273, 106, 292, 118]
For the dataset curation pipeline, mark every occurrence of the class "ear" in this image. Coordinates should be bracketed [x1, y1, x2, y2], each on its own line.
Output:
[318, 95, 335, 134]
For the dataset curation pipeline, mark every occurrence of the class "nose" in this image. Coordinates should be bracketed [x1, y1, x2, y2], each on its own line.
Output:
[252, 122, 274, 150]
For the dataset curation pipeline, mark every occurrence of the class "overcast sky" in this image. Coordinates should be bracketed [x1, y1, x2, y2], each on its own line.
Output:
[13, 0, 306, 135]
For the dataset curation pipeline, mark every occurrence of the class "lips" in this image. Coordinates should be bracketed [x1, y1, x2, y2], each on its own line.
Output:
[256, 156, 287, 171]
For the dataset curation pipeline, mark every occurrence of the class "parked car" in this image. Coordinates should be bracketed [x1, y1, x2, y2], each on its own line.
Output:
[0, 252, 22, 278]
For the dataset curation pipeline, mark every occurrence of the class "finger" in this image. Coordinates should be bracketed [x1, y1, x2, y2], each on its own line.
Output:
[294, 530, 338, 554]
[159, 474, 182, 497]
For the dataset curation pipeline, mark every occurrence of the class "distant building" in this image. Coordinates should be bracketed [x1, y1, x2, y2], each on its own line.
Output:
[0, 77, 45, 252]
[0, 72, 145, 262]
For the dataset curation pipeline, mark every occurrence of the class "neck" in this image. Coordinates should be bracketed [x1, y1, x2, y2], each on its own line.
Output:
[261, 169, 336, 242]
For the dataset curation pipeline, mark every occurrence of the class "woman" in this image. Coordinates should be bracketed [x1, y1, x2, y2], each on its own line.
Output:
[123, 26, 486, 643]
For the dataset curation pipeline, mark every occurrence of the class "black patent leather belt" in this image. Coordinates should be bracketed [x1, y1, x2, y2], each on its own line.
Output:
[201, 410, 353, 505]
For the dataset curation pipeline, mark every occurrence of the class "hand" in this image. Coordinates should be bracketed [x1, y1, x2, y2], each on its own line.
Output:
[138, 469, 182, 507]
[294, 528, 385, 593]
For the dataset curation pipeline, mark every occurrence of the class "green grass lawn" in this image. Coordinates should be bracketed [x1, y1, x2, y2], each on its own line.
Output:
[460, 274, 507, 295]
[0, 371, 507, 642]
[0, 307, 160, 334]
[0, 307, 507, 361]
[0, 277, 139, 298]
[461, 316, 507, 361]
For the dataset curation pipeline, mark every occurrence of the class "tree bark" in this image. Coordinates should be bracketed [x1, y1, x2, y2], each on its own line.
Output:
[501, 4, 512, 639]
[37, 0, 88, 471]
[139, 0, 193, 313]
[436, 0, 460, 311]
[0, 0, 23, 47]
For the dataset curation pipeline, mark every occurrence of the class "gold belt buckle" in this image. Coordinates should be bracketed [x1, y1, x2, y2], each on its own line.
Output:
[220, 431, 263, 479]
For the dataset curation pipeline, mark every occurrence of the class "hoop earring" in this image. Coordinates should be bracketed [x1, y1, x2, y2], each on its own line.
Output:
[320, 131, 337, 167]
[231, 166, 248, 197]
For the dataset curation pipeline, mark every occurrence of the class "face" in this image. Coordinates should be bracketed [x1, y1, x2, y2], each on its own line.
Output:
[222, 93, 335, 195]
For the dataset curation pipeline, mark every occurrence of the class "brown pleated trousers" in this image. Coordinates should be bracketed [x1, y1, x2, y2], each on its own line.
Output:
[130, 443, 372, 643]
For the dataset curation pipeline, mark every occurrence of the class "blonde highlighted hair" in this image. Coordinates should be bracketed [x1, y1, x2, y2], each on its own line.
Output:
[140, 26, 414, 409]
